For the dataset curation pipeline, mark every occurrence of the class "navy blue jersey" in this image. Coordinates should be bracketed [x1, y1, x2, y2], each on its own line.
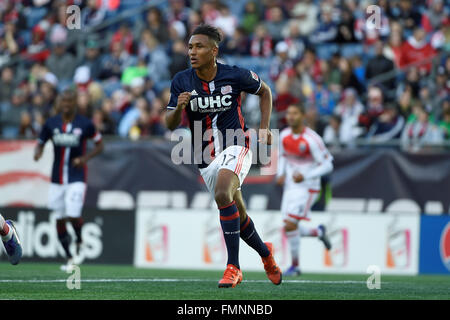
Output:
[38, 114, 102, 184]
[167, 62, 262, 168]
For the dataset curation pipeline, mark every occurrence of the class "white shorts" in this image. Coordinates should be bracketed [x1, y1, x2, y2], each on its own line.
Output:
[281, 187, 320, 224]
[199, 145, 252, 194]
[48, 182, 86, 219]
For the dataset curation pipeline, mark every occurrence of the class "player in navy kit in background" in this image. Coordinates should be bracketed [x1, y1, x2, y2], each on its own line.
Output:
[165, 25, 281, 288]
[34, 89, 104, 271]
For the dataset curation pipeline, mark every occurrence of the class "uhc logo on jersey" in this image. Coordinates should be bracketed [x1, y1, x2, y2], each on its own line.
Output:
[190, 95, 232, 113]
[52, 128, 81, 147]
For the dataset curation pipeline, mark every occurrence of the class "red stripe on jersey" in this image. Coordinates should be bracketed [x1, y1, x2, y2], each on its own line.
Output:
[237, 95, 245, 130]
[83, 139, 87, 183]
[237, 95, 250, 148]
[202, 81, 210, 94]
[304, 128, 326, 151]
[205, 115, 215, 159]
[59, 123, 67, 184]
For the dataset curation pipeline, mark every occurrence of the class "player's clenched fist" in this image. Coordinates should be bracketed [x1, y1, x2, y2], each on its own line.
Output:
[177, 92, 191, 109]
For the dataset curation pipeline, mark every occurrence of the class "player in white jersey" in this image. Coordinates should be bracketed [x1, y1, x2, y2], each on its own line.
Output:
[276, 104, 333, 276]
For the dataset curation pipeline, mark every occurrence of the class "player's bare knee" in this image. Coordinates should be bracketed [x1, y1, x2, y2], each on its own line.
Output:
[284, 221, 298, 232]
[214, 189, 233, 208]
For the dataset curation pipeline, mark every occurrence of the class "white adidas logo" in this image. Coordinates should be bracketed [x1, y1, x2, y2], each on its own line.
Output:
[191, 90, 198, 96]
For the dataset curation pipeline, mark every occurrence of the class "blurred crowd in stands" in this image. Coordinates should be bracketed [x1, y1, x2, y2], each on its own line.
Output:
[0, 0, 449, 152]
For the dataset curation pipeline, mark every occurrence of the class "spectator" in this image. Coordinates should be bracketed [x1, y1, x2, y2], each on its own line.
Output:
[214, 4, 238, 38]
[393, 0, 422, 33]
[111, 22, 134, 55]
[438, 102, 450, 139]
[274, 75, 300, 128]
[384, 30, 403, 68]
[264, 7, 286, 44]
[145, 7, 169, 44]
[0, 22, 20, 68]
[339, 57, 364, 95]
[45, 40, 77, 86]
[169, 40, 189, 77]
[220, 27, 250, 56]
[23, 21, 50, 64]
[83, 38, 103, 80]
[309, 4, 337, 44]
[92, 108, 116, 135]
[336, 8, 357, 43]
[281, 20, 305, 60]
[81, 0, 106, 29]
[291, 0, 318, 36]
[323, 114, 342, 147]
[0, 67, 15, 103]
[359, 86, 385, 131]
[365, 40, 396, 92]
[168, 0, 191, 26]
[0, 0, 27, 30]
[399, 27, 437, 73]
[367, 103, 405, 143]
[334, 88, 365, 145]
[118, 96, 148, 138]
[421, 0, 449, 33]
[241, 1, 260, 35]
[137, 30, 170, 85]
[100, 41, 136, 81]
[0, 88, 28, 138]
[250, 24, 272, 57]
[19, 110, 35, 138]
[269, 41, 294, 81]
[74, 65, 92, 91]
[311, 75, 336, 118]
[77, 90, 94, 118]
[401, 104, 443, 152]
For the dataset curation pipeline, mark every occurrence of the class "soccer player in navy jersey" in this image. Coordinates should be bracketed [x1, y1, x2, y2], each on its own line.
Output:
[165, 25, 281, 288]
[34, 89, 104, 271]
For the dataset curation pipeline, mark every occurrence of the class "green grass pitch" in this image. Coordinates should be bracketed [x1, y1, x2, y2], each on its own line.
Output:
[0, 262, 448, 300]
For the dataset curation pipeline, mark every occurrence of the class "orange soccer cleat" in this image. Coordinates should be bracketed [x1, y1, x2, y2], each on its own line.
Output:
[218, 264, 243, 288]
[262, 242, 282, 285]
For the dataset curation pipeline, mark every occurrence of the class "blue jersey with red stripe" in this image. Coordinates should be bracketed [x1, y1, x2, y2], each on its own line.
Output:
[38, 114, 102, 184]
[167, 62, 261, 168]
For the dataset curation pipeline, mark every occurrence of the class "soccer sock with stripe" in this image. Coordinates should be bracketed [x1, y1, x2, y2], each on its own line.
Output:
[219, 201, 240, 269]
[56, 219, 72, 259]
[285, 229, 300, 267]
[240, 215, 270, 258]
[299, 225, 320, 237]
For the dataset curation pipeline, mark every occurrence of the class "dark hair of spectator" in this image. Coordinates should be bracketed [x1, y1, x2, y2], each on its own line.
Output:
[192, 24, 222, 46]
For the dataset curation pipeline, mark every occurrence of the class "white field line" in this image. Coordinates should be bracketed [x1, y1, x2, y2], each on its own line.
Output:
[0, 278, 373, 284]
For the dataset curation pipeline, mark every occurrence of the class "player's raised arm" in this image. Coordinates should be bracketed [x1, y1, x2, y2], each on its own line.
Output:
[256, 81, 273, 145]
[165, 91, 191, 131]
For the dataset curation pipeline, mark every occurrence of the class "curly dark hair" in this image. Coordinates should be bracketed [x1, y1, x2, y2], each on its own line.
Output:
[192, 24, 222, 46]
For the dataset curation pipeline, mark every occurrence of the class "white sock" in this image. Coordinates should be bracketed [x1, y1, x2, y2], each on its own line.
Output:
[285, 229, 300, 266]
[299, 225, 321, 237]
